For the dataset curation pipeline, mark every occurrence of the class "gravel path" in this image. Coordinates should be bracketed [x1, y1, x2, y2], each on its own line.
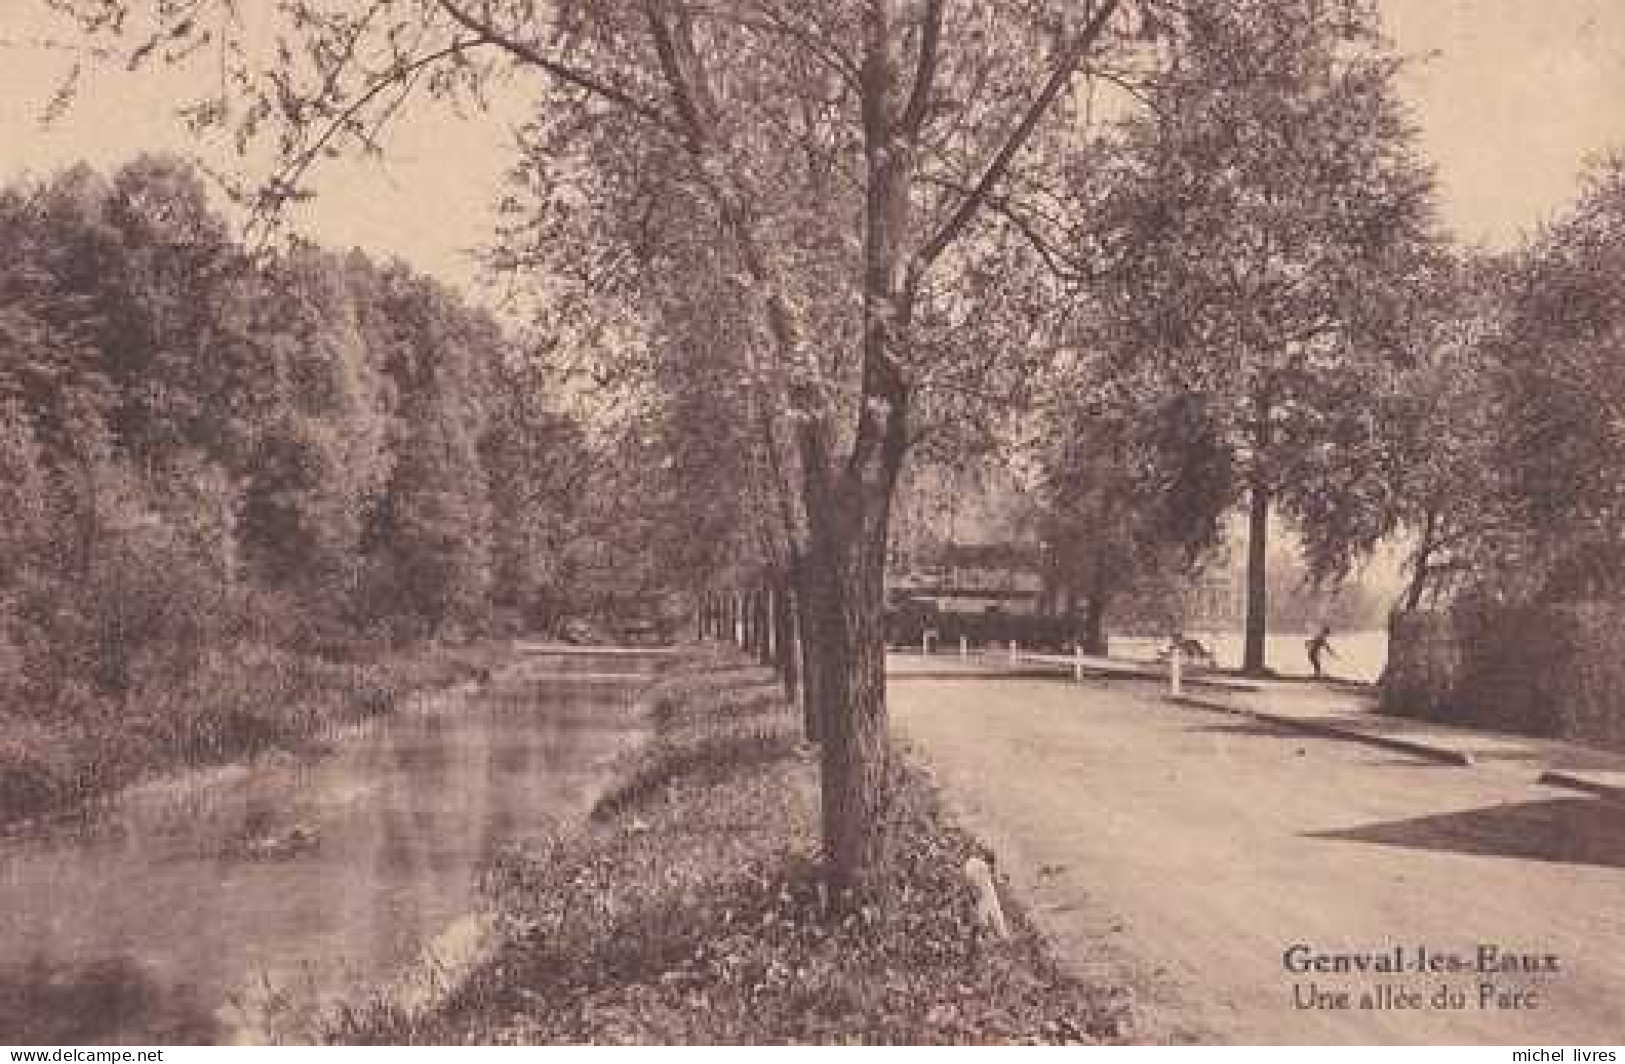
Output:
[891, 674, 1625, 1044]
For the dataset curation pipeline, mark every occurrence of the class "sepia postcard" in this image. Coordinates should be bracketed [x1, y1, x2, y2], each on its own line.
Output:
[1, 0, 1621, 1049]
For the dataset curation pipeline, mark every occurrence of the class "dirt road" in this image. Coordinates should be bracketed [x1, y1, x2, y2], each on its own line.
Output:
[890, 675, 1625, 1044]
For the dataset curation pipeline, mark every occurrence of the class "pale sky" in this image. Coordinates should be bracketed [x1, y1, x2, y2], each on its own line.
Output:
[1382, 0, 1625, 246]
[4, 1, 1625, 285]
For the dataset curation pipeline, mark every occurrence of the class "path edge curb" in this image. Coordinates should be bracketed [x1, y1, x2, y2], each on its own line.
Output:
[1536, 770, 1625, 804]
[1164, 694, 1474, 767]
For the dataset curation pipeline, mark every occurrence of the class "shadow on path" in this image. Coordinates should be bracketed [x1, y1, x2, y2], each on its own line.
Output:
[1307, 797, 1625, 870]
[1182, 721, 1302, 740]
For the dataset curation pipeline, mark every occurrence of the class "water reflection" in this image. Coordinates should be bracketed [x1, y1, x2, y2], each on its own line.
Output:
[0, 651, 661, 1044]
[0, 954, 221, 1044]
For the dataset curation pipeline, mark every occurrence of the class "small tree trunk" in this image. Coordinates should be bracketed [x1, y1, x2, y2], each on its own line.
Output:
[756, 586, 774, 666]
[1081, 593, 1109, 655]
[1242, 484, 1270, 675]
[793, 561, 824, 743]
[1402, 509, 1438, 614]
[758, 587, 770, 660]
[774, 573, 800, 704]
[1080, 554, 1113, 654]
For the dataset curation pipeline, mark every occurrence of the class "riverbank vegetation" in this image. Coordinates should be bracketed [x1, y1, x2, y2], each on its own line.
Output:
[0, 641, 506, 829]
[331, 651, 1131, 1045]
[0, 157, 591, 825]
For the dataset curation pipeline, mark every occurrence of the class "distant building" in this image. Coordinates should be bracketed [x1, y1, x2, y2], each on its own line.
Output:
[888, 542, 1045, 616]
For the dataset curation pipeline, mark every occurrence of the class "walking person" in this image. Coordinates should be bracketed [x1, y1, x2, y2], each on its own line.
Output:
[1305, 624, 1337, 678]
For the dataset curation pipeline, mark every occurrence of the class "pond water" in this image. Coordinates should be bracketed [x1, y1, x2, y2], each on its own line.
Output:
[0, 650, 662, 1044]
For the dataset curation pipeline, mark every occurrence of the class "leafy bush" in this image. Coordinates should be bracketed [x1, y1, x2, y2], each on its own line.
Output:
[1385, 599, 1625, 749]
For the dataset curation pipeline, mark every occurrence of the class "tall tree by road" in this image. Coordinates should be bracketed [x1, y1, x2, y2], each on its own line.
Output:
[1075, 0, 1440, 673]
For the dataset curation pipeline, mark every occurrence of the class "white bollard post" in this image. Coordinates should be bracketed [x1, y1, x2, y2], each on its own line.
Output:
[1074, 643, 1084, 683]
[960, 635, 969, 660]
[1008, 639, 1017, 663]
[1170, 646, 1183, 697]
[922, 630, 933, 656]
[964, 856, 1010, 940]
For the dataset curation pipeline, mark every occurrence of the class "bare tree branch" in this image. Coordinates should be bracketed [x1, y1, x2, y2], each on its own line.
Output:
[247, 35, 484, 242]
[916, 172, 1094, 285]
[909, 0, 1122, 282]
[896, 0, 942, 137]
[641, 0, 708, 148]
[436, 0, 686, 138]
[699, 0, 863, 92]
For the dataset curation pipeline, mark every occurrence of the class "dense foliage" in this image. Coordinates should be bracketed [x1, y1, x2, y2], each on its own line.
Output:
[1015, 0, 1440, 660]
[1355, 155, 1625, 617]
[0, 156, 584, 819]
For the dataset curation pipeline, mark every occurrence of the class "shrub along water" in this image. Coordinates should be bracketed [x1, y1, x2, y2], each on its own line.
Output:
[0, 641, 504, 830]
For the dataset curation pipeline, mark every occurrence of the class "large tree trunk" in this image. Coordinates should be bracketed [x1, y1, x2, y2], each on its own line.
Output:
[1242, 484, 1270, 675]
[803, 480, 896, 898]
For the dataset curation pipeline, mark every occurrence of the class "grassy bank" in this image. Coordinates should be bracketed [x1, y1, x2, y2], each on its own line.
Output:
[0, 640, 508, 831]
[335, 649, 1130, 1045]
